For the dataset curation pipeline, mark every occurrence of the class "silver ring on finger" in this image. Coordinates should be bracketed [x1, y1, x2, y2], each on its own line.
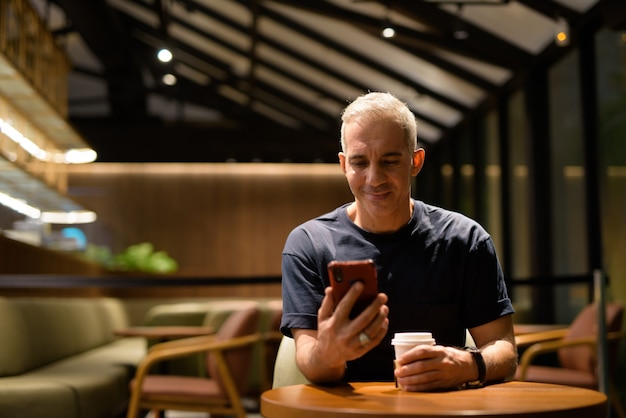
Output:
[359, 331, 372, 347]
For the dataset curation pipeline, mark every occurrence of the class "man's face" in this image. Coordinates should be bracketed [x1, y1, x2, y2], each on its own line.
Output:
[339, 117, 422, 231]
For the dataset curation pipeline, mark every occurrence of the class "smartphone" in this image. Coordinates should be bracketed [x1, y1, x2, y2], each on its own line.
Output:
[327, 259, 378, 318]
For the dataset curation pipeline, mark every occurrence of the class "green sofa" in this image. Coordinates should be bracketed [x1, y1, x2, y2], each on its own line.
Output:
[0, 296, 282, 418]
[0, 297, 146, 418]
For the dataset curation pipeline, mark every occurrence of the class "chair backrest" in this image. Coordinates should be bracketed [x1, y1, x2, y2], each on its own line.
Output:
[206, 304, 260, 394]
[559, 303, 624, 374]
[265, 301, 283, 385]
[272, 336, 311, 388]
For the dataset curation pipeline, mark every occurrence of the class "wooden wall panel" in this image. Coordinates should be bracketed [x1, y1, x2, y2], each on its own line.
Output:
[67, 163, 353, 278]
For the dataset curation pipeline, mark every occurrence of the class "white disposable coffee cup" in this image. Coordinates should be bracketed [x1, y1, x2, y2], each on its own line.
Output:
[391, 332, 436, 358]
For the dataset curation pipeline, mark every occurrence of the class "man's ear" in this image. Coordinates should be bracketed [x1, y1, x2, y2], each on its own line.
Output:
[339, 152, 347, 174]
[411, 148, 425, 176]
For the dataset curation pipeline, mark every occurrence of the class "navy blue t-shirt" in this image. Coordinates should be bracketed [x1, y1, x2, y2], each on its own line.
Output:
[281, 199, 514, 382]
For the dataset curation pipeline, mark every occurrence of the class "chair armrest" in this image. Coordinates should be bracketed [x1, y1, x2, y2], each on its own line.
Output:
[608, 330, 626, 341]
[131, 333, 262, 391]
[516, 332, 626, 380]
[515, 328, 569, 347]
[144, 333, 261, 364]
[148, 334, 216, 352]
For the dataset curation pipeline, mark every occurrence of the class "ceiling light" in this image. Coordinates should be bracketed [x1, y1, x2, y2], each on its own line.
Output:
[453, 4, 469, 40]
[0, 191, 40, 219]
[59, 148, 98, 164]
[40, 210, 97, 224]
[162, 73, 177, 86]
[381, 25, 396, 39]
[157, 48, 173, 63]
[454, 28, 469, 40]
[0, 156, 96, 222]
[0, 186, 97, 224]
[0, 118, 97, 163]
[381, 3, 395, 39]
[555, 17, 570, 47]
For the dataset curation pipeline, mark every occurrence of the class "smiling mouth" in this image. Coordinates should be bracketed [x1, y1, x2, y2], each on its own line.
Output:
[366, 190, 391, 199]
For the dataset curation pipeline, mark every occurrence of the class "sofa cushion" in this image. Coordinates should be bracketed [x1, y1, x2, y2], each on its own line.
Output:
[0, 298, 31, 376]
[22, 337, 145, 418]
[0, 378, 79, 418]
[9, 298, 129, 373]
[30, 359, 130, 418]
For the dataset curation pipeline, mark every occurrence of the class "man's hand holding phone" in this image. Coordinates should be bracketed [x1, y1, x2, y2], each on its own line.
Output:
[292, 260, 389, 384]
[326, 260, 389, 349]
[328, 259, 379, 318]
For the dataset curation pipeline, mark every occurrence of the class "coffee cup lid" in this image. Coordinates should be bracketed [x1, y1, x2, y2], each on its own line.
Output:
[393, 332, 432, 340]
[391, 338, 435, 345]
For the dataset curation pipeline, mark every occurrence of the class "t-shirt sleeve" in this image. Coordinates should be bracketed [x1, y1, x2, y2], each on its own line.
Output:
[280, 227, 326, 337]
[463, 236, 515, 328]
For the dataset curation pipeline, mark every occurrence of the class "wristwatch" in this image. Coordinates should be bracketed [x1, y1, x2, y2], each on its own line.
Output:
[460, 346, 486, 389]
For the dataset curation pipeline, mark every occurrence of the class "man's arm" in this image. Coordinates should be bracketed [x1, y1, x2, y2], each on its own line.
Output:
[394, 315, 517, 391]
[293, 328, 346, 383]
[468, 314, 518, 383]
[292, 283, 389, 384]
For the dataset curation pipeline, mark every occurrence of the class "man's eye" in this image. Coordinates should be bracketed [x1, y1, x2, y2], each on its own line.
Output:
[351, 160, 367, 168]
[382, 160, 400, 166]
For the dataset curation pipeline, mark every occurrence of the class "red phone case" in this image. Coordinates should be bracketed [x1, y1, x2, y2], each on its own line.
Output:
[327, 259, 378, 318]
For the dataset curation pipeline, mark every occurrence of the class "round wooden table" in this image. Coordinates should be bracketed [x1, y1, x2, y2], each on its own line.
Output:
[261, 381, 607, 418]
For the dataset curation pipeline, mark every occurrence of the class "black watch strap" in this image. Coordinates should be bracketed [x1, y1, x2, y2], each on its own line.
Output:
[460, 346, 486, 389]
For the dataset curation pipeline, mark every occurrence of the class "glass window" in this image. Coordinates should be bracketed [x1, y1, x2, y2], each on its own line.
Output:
[596, 28, 626, 305]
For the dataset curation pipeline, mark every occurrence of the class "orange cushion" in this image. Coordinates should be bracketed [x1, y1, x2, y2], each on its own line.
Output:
[132, 375, 225, 402]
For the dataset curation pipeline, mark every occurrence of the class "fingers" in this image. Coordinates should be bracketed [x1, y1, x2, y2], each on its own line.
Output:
[395, 345, 437, 367]
[318, 286, 335, 320]
[394, 346, 462, 391]
[354, 298, 389, 352]
[321, 283, 368, 320]
[394, 348, 439, 390]
[367, 306, 389, 341]
[322, 283, 389, 357]
[330, 280, 365, 318]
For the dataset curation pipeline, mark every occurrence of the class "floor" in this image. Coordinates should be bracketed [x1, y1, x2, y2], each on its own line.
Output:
[140, 392, 263, 417]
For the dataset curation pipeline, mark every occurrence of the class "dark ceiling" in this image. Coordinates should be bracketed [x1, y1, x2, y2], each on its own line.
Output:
[37, 0, 626, 163]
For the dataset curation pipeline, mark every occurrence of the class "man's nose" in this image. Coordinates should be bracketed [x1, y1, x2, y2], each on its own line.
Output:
[366, 165, 385, 185]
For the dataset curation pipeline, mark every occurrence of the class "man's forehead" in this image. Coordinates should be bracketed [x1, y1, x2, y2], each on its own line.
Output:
[344, 134, 407, 156]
